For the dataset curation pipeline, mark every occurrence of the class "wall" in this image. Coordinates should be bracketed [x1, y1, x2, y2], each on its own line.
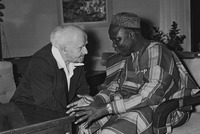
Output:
[86, 0, 160, 70]
[3, 0, 160, 71]
[3, 0, 58, 57]
[159, 0, 191, 51]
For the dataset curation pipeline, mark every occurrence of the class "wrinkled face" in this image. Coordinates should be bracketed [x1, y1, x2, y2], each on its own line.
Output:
[108, 25, 135, 56]
[63, 32, 88, 63]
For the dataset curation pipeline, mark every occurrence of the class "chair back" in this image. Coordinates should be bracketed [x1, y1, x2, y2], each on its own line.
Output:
[0, 61, 16, 104]
[183, 58, 200, 88]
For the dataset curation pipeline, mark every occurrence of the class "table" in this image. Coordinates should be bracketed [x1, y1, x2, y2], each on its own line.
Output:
[0, 102, 75, 134]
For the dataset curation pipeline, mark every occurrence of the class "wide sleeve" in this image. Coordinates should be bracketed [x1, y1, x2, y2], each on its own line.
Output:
[111, 65, 174, 114]
[104, 44, 178, 114]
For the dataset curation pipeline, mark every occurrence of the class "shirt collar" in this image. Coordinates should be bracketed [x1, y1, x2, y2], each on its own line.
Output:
[51, 45, 84, 70]
[52, 45, 66, 69]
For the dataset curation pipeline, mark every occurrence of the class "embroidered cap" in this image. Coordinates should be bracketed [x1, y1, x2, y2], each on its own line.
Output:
[110, 12, 140, 28]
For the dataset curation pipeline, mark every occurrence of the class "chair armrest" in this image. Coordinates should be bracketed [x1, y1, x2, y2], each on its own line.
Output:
[4, 56, 32, 86]
[153, 99, 179, 134]
[153, 92, 200, 134]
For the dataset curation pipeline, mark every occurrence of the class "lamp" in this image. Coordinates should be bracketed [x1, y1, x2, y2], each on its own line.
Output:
[0, 2, 5, 60]
[0, 12, 3, 16]
[0, 3, 4, 22]
[0, 3, 4, 9]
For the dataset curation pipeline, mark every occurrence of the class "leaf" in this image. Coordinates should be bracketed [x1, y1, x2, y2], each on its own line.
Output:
[151, 21, 186, 51]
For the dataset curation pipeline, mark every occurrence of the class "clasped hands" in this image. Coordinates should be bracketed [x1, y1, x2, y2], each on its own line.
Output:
[66, 94, 108, 128]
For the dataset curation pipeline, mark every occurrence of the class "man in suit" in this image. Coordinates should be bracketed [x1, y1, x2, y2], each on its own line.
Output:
[10, 25, 90, 118]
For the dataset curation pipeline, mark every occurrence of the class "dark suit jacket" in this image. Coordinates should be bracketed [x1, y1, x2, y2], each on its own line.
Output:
[10, 43, 90, 112]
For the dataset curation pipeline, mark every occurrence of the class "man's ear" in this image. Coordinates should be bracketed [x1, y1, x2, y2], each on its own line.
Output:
[62, 46, 67, 54]
[129, 31, 135, 40]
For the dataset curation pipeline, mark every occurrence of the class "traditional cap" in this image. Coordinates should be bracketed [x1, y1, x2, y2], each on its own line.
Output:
[110, 12, 140, 28]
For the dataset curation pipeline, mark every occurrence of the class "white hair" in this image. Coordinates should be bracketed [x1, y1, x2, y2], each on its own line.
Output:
[50, 25, 85, 49]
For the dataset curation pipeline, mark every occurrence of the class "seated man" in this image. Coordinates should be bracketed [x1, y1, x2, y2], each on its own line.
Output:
[10, 25, 90, 118]
[67, 12, 200, 134]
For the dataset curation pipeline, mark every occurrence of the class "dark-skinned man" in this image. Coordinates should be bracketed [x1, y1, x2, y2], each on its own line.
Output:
[67, 12, 200, 134]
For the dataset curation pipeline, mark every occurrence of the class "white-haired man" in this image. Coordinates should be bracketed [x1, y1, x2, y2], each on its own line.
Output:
[11, 25, 90, 119]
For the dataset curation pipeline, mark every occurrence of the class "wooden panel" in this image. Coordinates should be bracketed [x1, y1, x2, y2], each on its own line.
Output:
[0, 103, 75, 134]
[1, 116, 74, 134]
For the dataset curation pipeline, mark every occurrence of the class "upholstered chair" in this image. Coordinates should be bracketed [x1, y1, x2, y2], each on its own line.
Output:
[0, 61, 16, 104]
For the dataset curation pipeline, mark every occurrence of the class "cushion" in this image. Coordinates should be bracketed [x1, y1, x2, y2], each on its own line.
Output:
[172, 112, 200, 134]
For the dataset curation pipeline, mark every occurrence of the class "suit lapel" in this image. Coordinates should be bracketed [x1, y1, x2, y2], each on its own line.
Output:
[54, 68, 68, 107]
[68, 67, 79, 102]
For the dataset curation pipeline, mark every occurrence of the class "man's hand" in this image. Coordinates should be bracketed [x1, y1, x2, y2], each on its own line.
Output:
[66, 94, 94, 116]
[72, 102, 109, 128]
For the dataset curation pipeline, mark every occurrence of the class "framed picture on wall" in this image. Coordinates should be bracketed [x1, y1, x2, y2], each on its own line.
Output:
[57, 0, 112, 28]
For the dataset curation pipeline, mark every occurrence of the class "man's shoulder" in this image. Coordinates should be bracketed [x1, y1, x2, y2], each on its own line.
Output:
[33, 43, 51, 54]
[33, 44, 53, 59]
[144, 41, 172, 57]
[30, 43, 55, 67]
[147, 41, 170, 51]
[147, 41, 163, 49]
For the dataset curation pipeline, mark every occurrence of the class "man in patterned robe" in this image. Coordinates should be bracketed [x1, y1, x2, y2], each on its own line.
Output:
[67, 12, 200, 134]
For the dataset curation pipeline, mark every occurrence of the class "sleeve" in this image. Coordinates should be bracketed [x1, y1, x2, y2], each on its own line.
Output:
[103, 45, 176, 114]
[75, 67, 90, 100]
[93, 89, 116, 104]
[93, 53, 125, 104]
[29, 57, 63, 110]
[111, 65, 173, 114]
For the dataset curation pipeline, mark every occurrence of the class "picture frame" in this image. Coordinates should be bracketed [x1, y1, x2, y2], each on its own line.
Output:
[57, 0, 112, 28]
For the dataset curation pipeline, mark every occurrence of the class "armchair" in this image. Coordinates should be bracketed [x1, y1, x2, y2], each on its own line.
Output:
[100, 52, 200, 134]
[153, 93, 200, 134]
[0, 56, 32, 104]
[0, 61, 16, 104]
[153, 52, 200, 134]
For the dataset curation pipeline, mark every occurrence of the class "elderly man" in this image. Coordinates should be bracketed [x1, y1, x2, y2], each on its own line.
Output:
[10, 25, 90, 116]
[67, 12, 199, 134]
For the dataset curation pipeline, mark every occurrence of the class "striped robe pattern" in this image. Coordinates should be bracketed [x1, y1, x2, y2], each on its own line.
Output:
[79, 42, 200, 134]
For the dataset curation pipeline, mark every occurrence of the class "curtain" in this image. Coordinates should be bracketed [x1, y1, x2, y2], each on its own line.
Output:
[159, 0, 191, 51]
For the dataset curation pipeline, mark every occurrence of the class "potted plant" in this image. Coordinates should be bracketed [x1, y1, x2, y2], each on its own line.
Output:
[152, 21, 186, 52]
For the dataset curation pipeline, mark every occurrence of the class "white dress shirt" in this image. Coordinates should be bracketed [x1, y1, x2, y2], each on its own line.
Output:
[51, 46, 84, 90]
